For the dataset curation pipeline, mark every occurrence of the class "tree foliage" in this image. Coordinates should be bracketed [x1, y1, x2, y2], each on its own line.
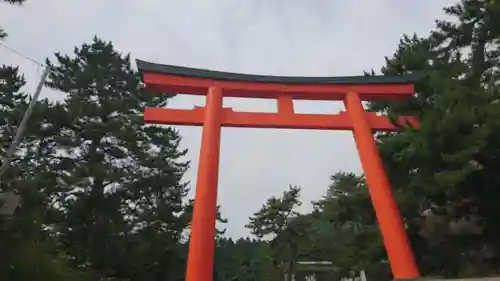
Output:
[42, 37, 193, 281]
[1, 65, 92, 280]
[214, 237, 274, 281]
[369, 0, 500, 277]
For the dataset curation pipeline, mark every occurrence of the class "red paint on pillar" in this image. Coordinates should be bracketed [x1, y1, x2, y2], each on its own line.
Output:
[185, 87, 223, 281]
[344, 92, 420, 279]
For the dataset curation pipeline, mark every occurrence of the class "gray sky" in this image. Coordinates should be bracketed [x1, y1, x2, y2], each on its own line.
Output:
[1, 0, 455, 238]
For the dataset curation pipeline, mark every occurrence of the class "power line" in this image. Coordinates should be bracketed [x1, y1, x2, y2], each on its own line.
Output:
[0, 40, 45, 67]
[0, 40, 67, 78]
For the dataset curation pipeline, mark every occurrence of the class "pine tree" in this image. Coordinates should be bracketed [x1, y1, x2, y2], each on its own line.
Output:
[431, 0, 500, 87]
[309, 172, 388, 279]
[0, 65, 93, 281]
[246, 185, 305, 281]
[45, 37, 191, 281]
[368, 0, 500, 277]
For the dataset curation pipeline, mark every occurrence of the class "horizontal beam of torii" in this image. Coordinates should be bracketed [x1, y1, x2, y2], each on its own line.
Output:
[145, 106, 417, 131]
[137, 59, 422, 281]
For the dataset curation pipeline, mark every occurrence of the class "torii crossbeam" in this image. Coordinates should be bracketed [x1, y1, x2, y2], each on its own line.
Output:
[137, 59, 421, 281]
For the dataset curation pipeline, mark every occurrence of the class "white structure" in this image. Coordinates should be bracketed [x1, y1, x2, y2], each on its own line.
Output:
[287, 261, 367, 281]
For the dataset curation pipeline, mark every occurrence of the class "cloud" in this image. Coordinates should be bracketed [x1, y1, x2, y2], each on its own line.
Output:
[0, 0, 456, 237]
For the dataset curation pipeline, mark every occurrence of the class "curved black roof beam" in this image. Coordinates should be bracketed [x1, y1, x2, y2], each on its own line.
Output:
[136, 59, 421, 85]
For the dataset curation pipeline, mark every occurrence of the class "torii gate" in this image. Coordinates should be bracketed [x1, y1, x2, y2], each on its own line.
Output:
[136, 59, 421, 281]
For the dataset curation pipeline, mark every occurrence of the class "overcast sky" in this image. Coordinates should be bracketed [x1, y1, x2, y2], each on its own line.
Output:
[1, 0, 456, 238]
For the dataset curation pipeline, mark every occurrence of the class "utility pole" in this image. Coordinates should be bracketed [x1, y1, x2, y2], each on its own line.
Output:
[0, 67, 50, 203]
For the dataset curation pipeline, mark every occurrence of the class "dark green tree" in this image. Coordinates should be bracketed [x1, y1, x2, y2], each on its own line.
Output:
[214, 237, 273, 281]
[311, 172, 390, 280]
[0, 65, 92, 281]
[44, 37, 191, 281]
[246, 185, 306, 281]
[368, 0, 500, 277]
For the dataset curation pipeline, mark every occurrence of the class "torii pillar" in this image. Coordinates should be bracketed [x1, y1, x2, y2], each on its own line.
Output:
[136, 59, 421, 281]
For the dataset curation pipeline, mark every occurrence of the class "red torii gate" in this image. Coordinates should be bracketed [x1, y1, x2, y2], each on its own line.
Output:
[136, 59, 421, 281]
